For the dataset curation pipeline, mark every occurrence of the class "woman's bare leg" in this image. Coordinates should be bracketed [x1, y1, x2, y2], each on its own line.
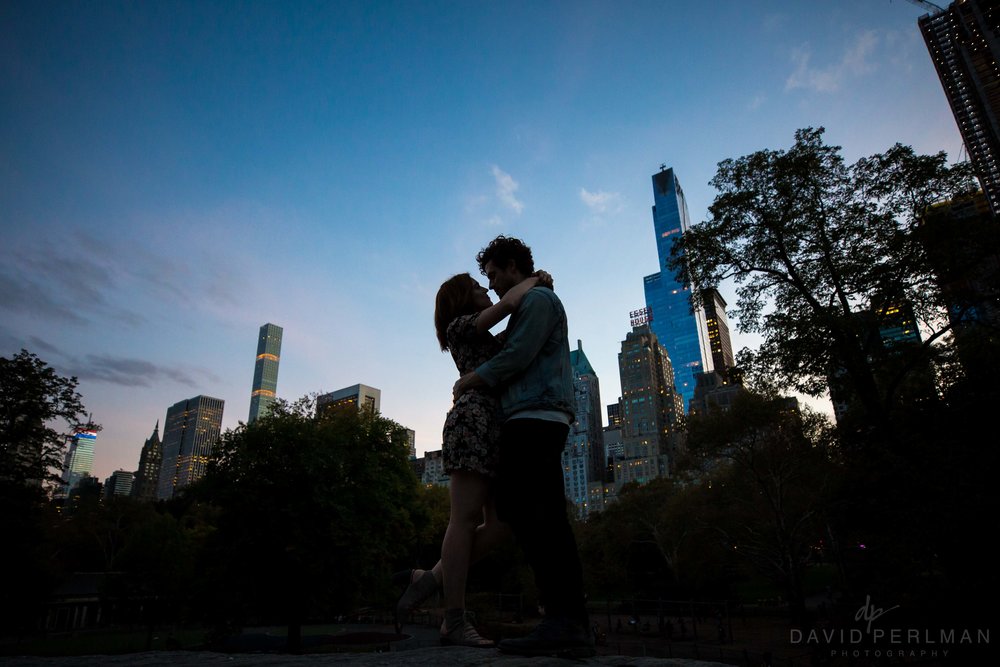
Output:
[409, 478, 511, 609]
[438, 471, 491, 610]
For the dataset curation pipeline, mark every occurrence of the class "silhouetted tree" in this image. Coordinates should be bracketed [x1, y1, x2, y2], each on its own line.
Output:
[685, 393, 838, 621]
[0, 350, 92, 639]
[188, 396, 422, 651]
[1, 349, 89, 488]
[671, 130, 996, 630]
[671, 128, 976, 438]
[577, 479, 730, 600]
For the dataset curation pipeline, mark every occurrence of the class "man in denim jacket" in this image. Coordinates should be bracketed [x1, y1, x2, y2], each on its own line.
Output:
[453, 235, 593, 658]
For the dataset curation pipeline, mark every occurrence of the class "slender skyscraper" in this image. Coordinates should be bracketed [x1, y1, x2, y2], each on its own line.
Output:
[643, 167, 713, 411]
[249, 323, 283, 423]
[157, 395, 225, 500]
[919, 0, 1000, 213]
[562, 340, 605, 519]
[568, 340, 605, 483]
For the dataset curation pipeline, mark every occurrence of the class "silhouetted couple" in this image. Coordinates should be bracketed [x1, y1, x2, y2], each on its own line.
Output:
[394, 235, 593, 658]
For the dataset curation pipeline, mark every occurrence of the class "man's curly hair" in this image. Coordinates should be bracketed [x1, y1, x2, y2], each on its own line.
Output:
[476, 235, 535, 276]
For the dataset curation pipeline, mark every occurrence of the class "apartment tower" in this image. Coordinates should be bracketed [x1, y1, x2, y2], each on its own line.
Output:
[919, 0, 1000, 212]
[249, 323, 283, 423]
[157, 395, 225, 500]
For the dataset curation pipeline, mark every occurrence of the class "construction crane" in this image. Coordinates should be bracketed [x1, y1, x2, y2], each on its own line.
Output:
[903, 0, 946, 14]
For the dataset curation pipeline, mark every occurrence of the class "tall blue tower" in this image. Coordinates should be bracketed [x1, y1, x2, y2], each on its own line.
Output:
[643, 167, 712, 412]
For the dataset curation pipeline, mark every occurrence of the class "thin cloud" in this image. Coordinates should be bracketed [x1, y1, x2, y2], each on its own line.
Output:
[27, 336, 64, 357]
[0, 236, 147, 328]
[786, 31, 878, 93]
[68, 354, 216, 388]
[491, 165, 524, 214]
[579, 187, 622, 214]
[0, 271, 91, 325]
[748, 93, 766, 110]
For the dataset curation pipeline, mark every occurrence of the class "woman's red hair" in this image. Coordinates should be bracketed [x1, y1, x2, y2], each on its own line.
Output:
[434, 273, 479, 351]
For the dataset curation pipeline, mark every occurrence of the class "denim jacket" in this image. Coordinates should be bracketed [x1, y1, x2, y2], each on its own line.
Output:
[474, 287, 576, 421]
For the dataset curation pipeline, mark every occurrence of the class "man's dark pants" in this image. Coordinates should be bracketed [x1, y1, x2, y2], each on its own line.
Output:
[495, 417, 587, 622]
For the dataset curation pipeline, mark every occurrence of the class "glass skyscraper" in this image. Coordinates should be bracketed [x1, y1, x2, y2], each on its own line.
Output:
[249, 323, 283, 423]
[61, 427, 97, 496]
[157, 395, 225, 500]
[643, 167, 712, 412]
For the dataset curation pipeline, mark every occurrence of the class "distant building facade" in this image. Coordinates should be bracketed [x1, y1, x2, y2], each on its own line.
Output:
[569, 340, 605, 482]
[157, 395, 225, 500]
[420, 449, 449, 487]
[702, 288, 735, 380]
[606, 402, 622, 428]
[65, 475, 102, 512]
[919, 191, 1000, 377]
[602, 424, 624, 466]
[920, 0, 1000, 213]
[249, 323, 283, 423]
[403, 428, 416, 459]
[60, 427, 97, 497]
[613, 324, 684, 489]
[131, 421, 162, 502]
[104, 470, 134, 499]
[562, 340, 606, 520]
[643, 167, 713, 411]
[689, 370, 744, 416]
[317, 384, 381, 415]
[829, 302, 934, 426]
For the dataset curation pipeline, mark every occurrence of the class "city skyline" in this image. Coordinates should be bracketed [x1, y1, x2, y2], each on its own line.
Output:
[1, 2, 967, 480]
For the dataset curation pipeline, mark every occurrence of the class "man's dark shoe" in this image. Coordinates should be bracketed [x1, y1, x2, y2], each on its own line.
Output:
[497, 616, 596, 658]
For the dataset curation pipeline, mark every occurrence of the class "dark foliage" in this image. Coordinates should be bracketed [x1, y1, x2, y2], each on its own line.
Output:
[185, 396, 424, 649]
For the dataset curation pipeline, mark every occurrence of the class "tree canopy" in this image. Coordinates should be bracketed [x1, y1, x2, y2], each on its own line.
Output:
[684, 393, 838, 620]
[187, 396, 424, 649]
[0, 349, 90, 488]
[671, 128, 976, 432]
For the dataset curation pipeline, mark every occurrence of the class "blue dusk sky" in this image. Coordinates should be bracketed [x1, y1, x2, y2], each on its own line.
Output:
[1, 1, 964, 480]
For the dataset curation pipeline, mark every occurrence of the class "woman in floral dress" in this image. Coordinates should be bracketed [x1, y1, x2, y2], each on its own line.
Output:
[394, 270, 549, 646]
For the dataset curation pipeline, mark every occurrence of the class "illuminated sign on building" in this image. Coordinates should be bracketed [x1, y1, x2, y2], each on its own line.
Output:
[630, 307, 653, 327]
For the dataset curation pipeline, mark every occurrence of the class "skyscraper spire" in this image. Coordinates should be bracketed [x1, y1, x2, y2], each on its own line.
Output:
[132, 420, 163, 502]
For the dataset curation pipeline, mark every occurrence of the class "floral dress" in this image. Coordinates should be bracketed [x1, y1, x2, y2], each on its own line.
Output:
[442, 312, 503, 477]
